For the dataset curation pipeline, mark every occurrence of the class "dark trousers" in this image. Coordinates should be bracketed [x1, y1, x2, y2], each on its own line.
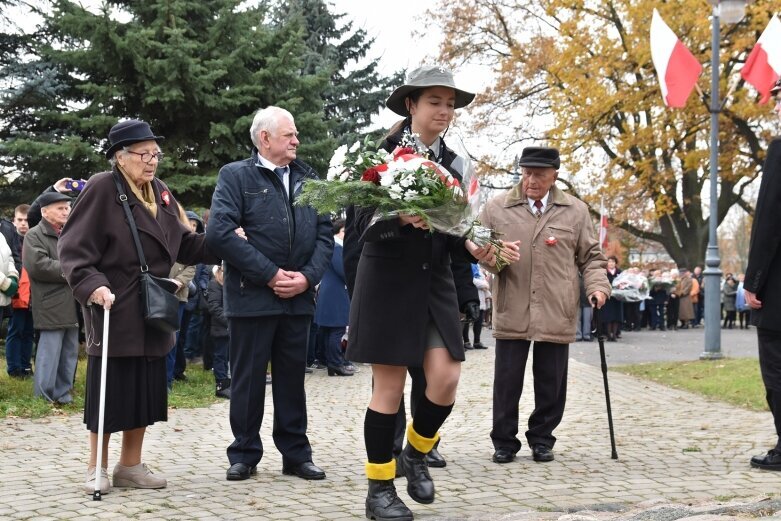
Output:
[666, 297, 679, 328]
[317, 325, 347, 368]
[5, 307, 34, 374]
[462, 311, 484, 343]
[212, 335, 229, 381]
[227, 315, 312, 467]
[392, 366, 428, 456]
[758, 328, 781, 450]
[650, 302, 666, 329]
[491, 339, 569, 452]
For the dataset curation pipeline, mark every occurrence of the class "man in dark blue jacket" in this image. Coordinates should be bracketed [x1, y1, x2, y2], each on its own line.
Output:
[206, 106, 334, 482]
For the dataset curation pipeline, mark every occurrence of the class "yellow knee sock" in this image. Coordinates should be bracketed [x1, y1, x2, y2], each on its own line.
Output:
[365, 460, 396, 480]
[406, 423, 440, 454]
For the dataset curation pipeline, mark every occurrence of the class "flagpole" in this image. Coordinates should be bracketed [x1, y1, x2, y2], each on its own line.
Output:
[701, 4, 723, 360]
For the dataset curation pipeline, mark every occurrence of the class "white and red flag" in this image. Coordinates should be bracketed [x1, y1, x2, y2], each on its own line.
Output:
[741, 15, 781, 103]
[650, 9, 703, 108]
[599, 200, 608, 251]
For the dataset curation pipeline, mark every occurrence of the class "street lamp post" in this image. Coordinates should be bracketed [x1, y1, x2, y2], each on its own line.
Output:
[700, 0, 750, 360]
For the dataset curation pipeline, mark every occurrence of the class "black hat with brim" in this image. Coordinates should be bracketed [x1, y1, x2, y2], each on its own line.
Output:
[386, 65, 475, 117]
[105, 119, 164, 158]
[518, 147, 561, 170]
[36, 191, 72, 208]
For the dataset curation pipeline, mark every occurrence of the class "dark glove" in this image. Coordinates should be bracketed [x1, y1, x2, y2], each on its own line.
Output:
[464, 301, 480, 322]
[1, 276, 18, 297]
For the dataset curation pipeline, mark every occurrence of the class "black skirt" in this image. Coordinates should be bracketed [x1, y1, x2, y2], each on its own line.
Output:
[84, 355, 168, 433]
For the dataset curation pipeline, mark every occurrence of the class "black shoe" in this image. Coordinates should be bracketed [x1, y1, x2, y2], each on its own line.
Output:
[463, 341, 473, 350]
[174, 372, 187, 381]
[472, 342, 487, 350]
[398, 444, 434, 504]
[226, 462, 257, 481]
[492, 448, 515, 464]
[750, 449, 781, 471]
[531, 444, 554, 462]
[215, 379, 231, 399]
[304, 366, 314, 374]
[365, 479, 414, 521]
[327, 365, 355, 376]
[425, 447, 446, 468]
[282, 461, 326, 480]
[309, 361, 326, 370]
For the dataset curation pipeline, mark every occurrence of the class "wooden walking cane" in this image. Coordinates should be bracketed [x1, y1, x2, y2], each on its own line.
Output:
[93, 296, 114, 500]
[592, 297, 618, 460]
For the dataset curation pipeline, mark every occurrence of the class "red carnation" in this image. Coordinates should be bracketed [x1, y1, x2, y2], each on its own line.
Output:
[361, 167, 381, 184]
[393, 147, 416, 160]
[161, 190, 171, 206]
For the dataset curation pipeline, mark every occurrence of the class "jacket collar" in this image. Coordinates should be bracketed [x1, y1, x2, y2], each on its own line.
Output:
[504, 183, 572, 208]
[39, 217, 61, 238]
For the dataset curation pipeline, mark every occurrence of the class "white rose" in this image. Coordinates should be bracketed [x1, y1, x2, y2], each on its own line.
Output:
[327, 166, 340, 181]
[379, 170, 396, 187]
[339, 172, 350, 182]
[349, 141, 360, 153]
[330, 145, 347, 167]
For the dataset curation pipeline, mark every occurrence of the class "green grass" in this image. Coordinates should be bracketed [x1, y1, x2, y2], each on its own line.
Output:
[615, 358, 767, 411]
[0, 347, 220, 419]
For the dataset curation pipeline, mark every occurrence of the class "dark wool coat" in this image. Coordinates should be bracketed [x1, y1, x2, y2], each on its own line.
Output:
[745, 138, 781, 331]
[23, 219, 78, 330]
[58, 170, 214, 358]
[345, 132, 477, 366]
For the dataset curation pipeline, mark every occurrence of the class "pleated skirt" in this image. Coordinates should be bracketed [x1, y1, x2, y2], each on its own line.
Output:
[84, 355, 167, 433]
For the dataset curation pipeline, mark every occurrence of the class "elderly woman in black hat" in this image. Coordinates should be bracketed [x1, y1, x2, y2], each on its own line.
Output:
[59, 119, 215, 494]
[343, 65, 512, 521]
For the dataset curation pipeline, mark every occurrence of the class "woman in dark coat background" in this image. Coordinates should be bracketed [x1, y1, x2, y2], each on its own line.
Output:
[59, 120, 214, 495]
[345, 65, 514, 521]
[600, 255, 623, 341]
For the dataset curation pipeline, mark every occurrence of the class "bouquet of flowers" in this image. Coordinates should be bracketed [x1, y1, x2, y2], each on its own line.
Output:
[649, 271, 678, 291]
[297, 130, 511, 269]
[611, 270, 650, 302]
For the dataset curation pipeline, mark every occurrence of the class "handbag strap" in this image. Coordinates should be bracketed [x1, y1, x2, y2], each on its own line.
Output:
[113, 172, 149, 273]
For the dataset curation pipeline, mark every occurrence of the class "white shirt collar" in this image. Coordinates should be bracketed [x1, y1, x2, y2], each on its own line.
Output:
[528, 191, 550, 213]
[256, 154, 288, 174]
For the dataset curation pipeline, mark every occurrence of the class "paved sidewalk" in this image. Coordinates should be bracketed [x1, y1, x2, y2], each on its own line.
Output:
[1, 336, 780, 520]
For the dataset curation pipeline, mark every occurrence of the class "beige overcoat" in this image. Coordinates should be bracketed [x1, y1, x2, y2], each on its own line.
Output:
[480, 184, 611, 344]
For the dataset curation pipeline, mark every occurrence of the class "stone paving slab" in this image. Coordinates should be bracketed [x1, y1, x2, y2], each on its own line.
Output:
[1, 337, 780, 520]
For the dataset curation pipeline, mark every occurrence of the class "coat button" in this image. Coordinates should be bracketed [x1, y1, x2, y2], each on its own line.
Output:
[422, 263, 430, 270]
[282, 218, 287, 223]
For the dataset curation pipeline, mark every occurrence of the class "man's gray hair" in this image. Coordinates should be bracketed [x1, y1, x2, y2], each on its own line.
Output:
[249, 106, 294, 148]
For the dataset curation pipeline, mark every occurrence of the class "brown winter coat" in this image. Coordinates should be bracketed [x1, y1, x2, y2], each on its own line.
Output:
[677, 274, 694, 322]
[479, 184, 611, 344]
[58, 170, 215, 358]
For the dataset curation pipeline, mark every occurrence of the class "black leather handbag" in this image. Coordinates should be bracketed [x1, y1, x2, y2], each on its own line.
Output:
[114, 173, 180, 333]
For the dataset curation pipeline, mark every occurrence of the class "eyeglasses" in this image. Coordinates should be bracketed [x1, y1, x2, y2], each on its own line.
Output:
[126, 150, 165, 163]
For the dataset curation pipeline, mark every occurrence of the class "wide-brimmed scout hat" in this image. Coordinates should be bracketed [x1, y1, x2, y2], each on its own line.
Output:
[105, 119, 165, 158]
[385, 65, 475, 117]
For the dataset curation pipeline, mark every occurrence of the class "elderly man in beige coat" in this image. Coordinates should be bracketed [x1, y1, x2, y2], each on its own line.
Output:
[480, 146, 610, 465]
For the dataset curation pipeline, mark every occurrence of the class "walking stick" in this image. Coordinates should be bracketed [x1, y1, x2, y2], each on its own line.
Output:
[591, 297, 618, 460]
[94, 298, 113, 500]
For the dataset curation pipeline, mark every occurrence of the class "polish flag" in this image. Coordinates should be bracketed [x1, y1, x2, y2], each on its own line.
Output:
[599, 201, 608, 251]
[650, 9, 703, 108]
[741, 15, 781, 104]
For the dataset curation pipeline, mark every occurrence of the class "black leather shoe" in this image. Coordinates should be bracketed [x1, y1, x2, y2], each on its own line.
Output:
[226, 462, 257, 481]
[472, 342, 488, 350]
[492, 448, 515, 464]
[327, 365, 355, 376]
[366, 479, 414, 521]
[531, 444, 554, 462]
[398, 444, 434, 504]
[463, 341, 473, 350]
[425, 447, 447, 468]
[750, 449, 781, 471]
[282, 461, 326, 480]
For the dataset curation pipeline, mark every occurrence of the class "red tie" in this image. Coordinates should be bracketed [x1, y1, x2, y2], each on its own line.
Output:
[533, 199, 543, 215]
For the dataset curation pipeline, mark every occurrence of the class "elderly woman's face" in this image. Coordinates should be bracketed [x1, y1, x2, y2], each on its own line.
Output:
[117, 140, 161, 188]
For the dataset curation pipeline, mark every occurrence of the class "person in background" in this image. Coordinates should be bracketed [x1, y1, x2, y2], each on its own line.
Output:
[676, 268, 694, 330]
[26, 177, 86, 229]
[693, 265, 704, 326]
[207, 264, 231, 399]
[601, 256, 622, 341]
[648, 269, 669, 331]
[2, 204, 34, 378]
[313, 218, 353, 376]
[0, 233, 20, 339]
[666, 268, 681, 331]
[464, 263, 489, 350]
[722, 275, 737, 329]
[24, 192, 78, 404]
[736, 274, 750, 329]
